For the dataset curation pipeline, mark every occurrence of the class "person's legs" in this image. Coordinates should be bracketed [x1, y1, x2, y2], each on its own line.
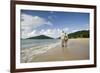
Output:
[64, 39, 68, 47]
[61, 39, 64, 47]
[65, 41, 67, 47]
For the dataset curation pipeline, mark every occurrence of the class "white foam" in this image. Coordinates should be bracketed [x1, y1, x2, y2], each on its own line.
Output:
[21, 41, 60, 63]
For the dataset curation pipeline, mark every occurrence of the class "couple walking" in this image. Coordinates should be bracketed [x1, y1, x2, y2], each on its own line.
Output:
[61, 31, 68, 47]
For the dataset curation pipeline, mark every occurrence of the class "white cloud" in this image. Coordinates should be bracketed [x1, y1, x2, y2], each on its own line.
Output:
[71, 29, 79, 33]
[27, 30, 37, 37]
[40, 28, 62, 38]
[63, 27, 69, 32]
[22, 27, 69, 39]
[21, 13, 70, 39]
[21, 13, 52, 39]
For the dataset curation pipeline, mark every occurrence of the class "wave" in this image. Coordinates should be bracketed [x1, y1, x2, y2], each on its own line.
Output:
[21, 41, 60, 63]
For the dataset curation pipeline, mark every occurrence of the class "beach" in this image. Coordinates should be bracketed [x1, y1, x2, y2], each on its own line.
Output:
[21, 38, 89, 63]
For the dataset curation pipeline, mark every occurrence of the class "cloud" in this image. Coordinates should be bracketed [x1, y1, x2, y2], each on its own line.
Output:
[40, 28, 69, 38]
[27, 30, 37, 37]
[20, 13, 70, 39]
[63, 28, 69, 32]
[39, 28, 62, 38]
[22, 27, 70, 39]
[40, 29, 61, 38]
[21, 13, 52, 39]
[48, 15, 57, 21]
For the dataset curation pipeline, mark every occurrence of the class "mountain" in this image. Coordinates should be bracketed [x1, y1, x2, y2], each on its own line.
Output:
[58, 30, 89, 39]
[27, 35, 54, 39]
[68, 30, 89, 38]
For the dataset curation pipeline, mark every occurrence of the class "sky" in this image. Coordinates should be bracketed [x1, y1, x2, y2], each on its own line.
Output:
[21, 9, 90, 39]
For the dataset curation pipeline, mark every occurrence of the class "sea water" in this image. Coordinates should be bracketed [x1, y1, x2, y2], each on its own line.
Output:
[21, 39, 60, 62]
[21, 39, 60, 49]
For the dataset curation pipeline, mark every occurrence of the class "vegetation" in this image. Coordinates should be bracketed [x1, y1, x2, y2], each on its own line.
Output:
[57, 30, 89, 39]
[68, 30, 89, 38]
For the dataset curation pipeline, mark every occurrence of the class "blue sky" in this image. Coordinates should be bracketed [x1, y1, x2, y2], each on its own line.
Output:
[21, 9, 89, 39]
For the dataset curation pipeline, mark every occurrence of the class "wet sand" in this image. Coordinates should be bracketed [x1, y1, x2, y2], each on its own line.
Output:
[29, 38, 89, 62]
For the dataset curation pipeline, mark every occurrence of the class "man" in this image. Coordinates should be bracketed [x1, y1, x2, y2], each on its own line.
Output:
[64, 33, 68, 47]
[61, 31, 65, 47]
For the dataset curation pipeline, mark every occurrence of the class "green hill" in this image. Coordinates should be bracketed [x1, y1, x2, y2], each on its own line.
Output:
[68, 30, 89, 38]
[58, 30, 89, 39]
[27, 35, 54, 39]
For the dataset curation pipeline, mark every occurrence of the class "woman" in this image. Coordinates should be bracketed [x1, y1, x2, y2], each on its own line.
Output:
[64, 33, 68, 47]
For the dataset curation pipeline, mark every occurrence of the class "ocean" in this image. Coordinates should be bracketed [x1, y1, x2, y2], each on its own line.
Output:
[21, 39, 60, 49]
[21, 39, 60, 62]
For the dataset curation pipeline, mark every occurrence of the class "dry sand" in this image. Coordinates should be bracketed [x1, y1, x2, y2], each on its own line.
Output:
[29, 38, 89, 62]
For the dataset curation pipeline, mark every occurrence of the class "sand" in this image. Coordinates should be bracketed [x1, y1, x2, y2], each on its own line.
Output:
[28, 38, 89, 62]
